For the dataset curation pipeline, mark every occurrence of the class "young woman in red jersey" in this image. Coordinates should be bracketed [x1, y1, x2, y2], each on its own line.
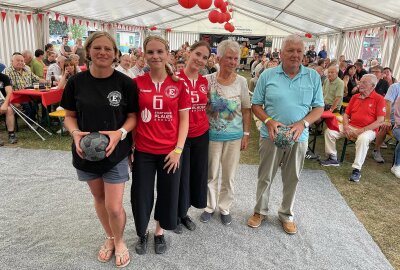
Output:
[174, 41, 211, 234]
[131, 36, 190, 255]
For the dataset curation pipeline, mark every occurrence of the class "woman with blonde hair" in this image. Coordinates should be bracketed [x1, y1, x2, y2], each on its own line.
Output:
[61, 31, 138, 268]
[131, 35, 190, 255]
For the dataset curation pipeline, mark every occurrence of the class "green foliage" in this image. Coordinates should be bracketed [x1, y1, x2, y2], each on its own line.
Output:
[49, 19, 68, 36]
[69, 24, 87, 39]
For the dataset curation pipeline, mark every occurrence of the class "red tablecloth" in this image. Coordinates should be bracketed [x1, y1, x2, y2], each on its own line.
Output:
[321, 111, 340, 132]
[10, 89, 64, 107]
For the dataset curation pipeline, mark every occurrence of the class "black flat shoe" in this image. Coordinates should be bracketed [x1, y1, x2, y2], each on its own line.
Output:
[154, 234, 167, 254]
[181, 215, 196, 231]
[135, 232, 148, 255]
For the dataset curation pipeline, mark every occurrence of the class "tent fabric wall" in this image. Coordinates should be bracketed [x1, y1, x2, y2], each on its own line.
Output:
[379, 27, 397, 68]
[271, 36, 285, 50]
[0, 9, 40, 66]
[339, 31, 365, 62]
[327, 34, 341, 60]
[166, 32, 199, 51]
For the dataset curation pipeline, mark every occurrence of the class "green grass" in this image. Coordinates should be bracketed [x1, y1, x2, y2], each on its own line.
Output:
[1, 71, 399, 269]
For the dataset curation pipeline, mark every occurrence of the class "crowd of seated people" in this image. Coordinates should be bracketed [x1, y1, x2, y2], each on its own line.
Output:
[2, 38, 400, 183]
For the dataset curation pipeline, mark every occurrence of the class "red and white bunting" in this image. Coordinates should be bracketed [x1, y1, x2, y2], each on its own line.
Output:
[15, 14, 20, 24]
[55, 13, 60, 21]
[26, 14, 32, 24]
[72, 18, 76, 25]
[1, 11, 6, 22]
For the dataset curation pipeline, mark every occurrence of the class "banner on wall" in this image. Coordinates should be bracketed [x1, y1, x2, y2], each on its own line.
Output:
[200, 33, 266, 50]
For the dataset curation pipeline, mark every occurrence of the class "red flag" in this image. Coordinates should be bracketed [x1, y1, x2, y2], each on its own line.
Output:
[116, 23, 119, 28]
[37, 13, 43, 22]
[64, 15, 68, 24]
[108, 23, 111, 30]
[79, 19, 82, 25]
[348, 32, 351, 38]
[1, 11, 6, 22]
[94, 22, 96, 28]
[15, 14, 20, 24]
[384, 30, 387, 40]
[364, 29, 368, 36]
[358, 30, 362, 36]
[72, 18, 76, 25]
[27, 14, 32, 24]
[86, 21, 89, 27]
[55, 13, 60, 21]
[353, 31, 356, 37]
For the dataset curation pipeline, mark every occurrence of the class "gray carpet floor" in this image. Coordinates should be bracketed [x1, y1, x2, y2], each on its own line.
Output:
[0, 148, 394, 270]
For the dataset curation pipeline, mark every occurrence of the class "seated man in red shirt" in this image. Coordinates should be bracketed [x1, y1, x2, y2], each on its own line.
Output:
[320, 74, 385, 182]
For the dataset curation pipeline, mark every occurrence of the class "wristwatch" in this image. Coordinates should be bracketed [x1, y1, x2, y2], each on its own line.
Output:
[303, 119, 310, 128]
[118, 128, 128, 141]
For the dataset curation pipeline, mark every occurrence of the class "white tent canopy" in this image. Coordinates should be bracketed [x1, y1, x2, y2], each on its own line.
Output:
[1, 0, 400, 76]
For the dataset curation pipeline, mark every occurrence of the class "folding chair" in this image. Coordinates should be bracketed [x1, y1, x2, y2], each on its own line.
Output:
[0, 91, 52, 141]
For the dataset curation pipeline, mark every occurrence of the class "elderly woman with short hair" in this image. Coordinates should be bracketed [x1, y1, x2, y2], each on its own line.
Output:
[200, 40, 251, 225]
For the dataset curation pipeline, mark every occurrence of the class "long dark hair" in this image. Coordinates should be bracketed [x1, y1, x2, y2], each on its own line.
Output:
[343, 64, 356, 77]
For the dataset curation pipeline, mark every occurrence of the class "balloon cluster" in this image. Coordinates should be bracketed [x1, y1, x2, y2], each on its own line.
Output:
[150, 26, 157, 31]
[177, 0, 235, 33]
[305, 33, 312, 38]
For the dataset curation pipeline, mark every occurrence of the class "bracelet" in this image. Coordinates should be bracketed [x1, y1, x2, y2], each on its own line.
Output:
[70, 129, 80, 135]
[243, 132, 250, 136]
[174, 146, 183, 154]
[264, 117, 272, 124]
[174, 147, 183, 154]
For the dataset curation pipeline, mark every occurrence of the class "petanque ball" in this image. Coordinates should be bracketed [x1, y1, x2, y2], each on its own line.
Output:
[80, 132, 109, 161]
[274, 126, 295, 149]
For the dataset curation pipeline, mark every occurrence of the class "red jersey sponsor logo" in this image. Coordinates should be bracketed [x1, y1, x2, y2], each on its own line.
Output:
[141, 107, 152, 123]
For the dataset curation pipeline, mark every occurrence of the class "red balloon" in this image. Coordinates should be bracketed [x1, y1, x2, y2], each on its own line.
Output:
[223, 12, 231, 22]
[208, 10, 220, 23]
[229, 25, 235, 32]
[197, 0, 212, 9]
[214, 0, 224, 8]
[229, 8, 233, 12]
[218, 12, 226, 23]
[220, 4, 227, 13]
[224, 22, 232, 31]
[150, 26, 157, 31]
[178, 0, 198, 9]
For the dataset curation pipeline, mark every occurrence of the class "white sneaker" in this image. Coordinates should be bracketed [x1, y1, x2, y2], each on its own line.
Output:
[390, 165, 400, 178]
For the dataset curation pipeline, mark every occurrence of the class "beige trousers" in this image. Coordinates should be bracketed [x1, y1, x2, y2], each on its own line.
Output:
[254, 138, 308, 222]
[205, 139, 242, 215]
[324, 124, 376, 170]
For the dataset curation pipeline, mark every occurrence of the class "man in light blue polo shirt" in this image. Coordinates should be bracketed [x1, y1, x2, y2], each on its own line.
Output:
[247, 35, 324, 234]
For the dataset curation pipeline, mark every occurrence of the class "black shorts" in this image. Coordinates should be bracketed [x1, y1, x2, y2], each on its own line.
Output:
[131, 150, 181, 237]
[177, 131, 209, 217]
[240, 58, 247, 65]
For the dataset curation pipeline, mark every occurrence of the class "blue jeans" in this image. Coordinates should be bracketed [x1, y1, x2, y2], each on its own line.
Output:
[392, 128, 400, 166]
